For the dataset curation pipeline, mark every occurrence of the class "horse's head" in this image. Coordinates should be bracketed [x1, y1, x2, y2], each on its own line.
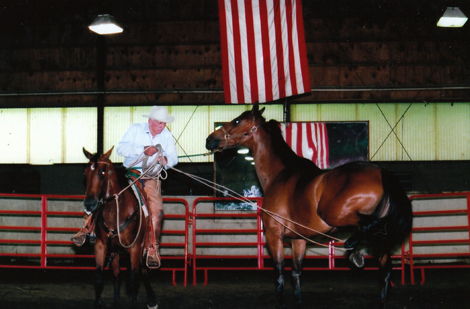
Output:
[82, 146, 115, 214]
[206, 103, 266, 151]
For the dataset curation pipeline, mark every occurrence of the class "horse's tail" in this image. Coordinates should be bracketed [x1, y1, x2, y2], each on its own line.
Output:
[369, 169, 413, 255]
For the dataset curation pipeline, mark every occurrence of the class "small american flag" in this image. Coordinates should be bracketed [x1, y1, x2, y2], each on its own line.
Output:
[218, 0, 311, 104]
[281, 122, 329, 169]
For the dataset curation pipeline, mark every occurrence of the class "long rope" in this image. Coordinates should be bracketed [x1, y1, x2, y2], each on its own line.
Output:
[168, 166, 349, 251]
[111, 148, 349, 250]
[177, 151, 213, 159]
[115, 193, 143, 249]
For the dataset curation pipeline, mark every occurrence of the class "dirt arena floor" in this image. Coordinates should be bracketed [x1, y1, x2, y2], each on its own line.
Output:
[0, 267, 469, 309]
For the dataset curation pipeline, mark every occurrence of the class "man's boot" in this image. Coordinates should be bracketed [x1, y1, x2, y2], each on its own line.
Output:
[146, 244, 161, 269]
[71, 214, 95, 247]
[146, 210, 163, 268]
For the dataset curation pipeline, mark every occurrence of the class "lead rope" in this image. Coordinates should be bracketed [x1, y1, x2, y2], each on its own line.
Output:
[167, 166, 350, 252]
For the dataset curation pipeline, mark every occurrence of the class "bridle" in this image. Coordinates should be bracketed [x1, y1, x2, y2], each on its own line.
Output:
[219, 120, 264, 150]
[87, 159, 143, 248]
[86, 160, 116, 213]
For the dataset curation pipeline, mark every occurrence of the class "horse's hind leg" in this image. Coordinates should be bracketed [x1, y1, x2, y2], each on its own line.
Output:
[141, 267, 157, 309]
[291, 239, 306, 309]
[378, 252, 392, 309]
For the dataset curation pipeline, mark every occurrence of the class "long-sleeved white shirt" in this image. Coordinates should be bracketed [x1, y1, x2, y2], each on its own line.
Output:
[116, 122, 178, 169]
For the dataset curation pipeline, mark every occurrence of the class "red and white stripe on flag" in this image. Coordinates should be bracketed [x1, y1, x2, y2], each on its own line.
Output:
[218, 0, 311, 104]
[281, 122, 329, 169]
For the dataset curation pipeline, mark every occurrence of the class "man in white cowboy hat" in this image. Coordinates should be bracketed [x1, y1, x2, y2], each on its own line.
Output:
[72, 105, 178, 269]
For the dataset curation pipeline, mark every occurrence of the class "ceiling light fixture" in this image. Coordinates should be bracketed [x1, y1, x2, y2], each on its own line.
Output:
[237, 148, 249, 154]
[437, 7, 468, 27]
[89, 14, 123, 35]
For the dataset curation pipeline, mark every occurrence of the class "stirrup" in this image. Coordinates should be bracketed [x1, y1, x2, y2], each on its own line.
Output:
[145, 247, 161, 269]
[71, 231, 87, 247]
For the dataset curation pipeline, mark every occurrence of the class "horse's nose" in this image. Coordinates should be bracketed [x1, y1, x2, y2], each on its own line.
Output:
[84, 197, 97, 213]
[206, 136, 219, 151]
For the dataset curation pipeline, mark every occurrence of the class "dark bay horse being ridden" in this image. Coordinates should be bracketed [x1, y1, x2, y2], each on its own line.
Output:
[82, 147, 157, 309]
[205, 104, 412, 309]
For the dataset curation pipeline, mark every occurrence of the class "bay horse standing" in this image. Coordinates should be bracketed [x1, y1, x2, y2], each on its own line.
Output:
[82, 147, 157, 309]
[205, 104, 412, 309]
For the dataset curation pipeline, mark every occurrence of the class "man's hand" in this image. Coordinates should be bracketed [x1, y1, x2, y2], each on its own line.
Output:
[144, 146, 157, 156]
[144, 146, 167, 165]
[157, 156, 168, 166]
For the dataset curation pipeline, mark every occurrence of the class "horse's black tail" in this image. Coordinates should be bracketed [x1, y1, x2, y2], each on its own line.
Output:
[368, 169, 413, 255]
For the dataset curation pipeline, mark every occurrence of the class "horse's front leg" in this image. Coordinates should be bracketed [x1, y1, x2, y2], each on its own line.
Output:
[266, 229, 286, 309]
[111, 253, 121, 309]
[291, 239, 307, 309]
[141, 266, 157, 309]
[94, 240, 107, 309]
[129, 246, 144, 309]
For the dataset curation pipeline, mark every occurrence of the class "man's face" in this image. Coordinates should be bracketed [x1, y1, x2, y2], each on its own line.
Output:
[148, 118, 166, 135]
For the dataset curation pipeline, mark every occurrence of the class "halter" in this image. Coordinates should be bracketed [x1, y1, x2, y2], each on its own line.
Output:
[220, 120, 264, 150]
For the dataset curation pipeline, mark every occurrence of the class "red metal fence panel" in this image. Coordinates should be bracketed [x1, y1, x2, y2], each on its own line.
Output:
[0, 193, 190, 286]
[407, 192, 470, 285]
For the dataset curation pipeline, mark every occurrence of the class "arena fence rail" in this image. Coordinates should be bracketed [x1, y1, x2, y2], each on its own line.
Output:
[0, 193, 190, 286]
[3, 192, 470, 287]
[406, 192, 470, 285]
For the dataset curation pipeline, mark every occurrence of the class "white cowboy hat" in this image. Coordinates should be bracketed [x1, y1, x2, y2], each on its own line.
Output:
[142, 106, 174, 123]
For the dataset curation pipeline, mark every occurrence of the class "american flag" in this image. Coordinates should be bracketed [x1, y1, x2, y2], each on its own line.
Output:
[218, 0, 311, 104]
[281, 122, 329, 169]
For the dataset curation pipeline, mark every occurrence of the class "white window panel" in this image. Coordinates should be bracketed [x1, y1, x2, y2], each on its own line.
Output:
[30, 109, 62, 164]
[64, 108, 97, 163]
[0, 109, 28, 163]
[104, 106, 135, 163]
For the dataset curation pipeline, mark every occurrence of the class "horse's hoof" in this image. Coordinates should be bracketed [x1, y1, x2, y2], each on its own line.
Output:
[349, 252, 365, 268]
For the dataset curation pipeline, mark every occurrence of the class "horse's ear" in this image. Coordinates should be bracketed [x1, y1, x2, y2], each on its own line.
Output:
[251, 102, 264, 116]
[259, 106, 265, 115]
[83, 147, 93, 160]
[102, 146, 114, 160]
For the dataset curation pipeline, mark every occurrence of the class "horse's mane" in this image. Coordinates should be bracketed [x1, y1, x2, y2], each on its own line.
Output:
[263, 120, 321, 172]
